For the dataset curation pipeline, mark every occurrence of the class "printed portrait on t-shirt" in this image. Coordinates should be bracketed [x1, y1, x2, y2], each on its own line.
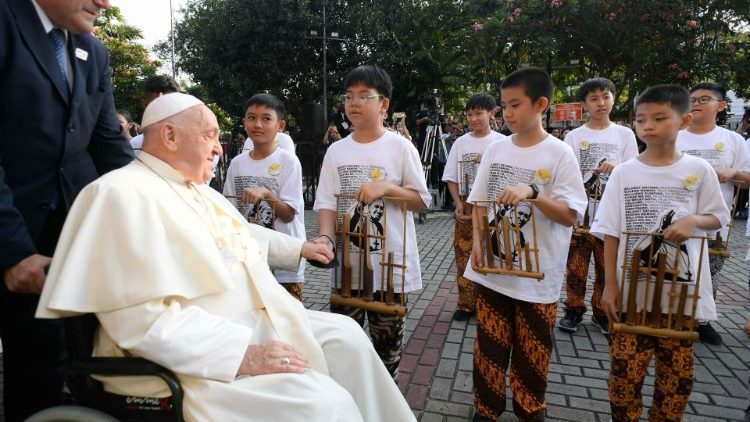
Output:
[488, 202, 532, 263]
[633, 209, 692, 282]
[346, 199, 385, 252]
[245, 200, 275, 229]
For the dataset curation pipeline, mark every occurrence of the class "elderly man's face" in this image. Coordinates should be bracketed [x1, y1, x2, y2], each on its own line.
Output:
[37, 0, 111, 34]
[174, 106, 222, 184]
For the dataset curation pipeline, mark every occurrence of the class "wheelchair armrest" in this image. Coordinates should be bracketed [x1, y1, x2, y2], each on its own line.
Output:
[69, 357, 183, 420]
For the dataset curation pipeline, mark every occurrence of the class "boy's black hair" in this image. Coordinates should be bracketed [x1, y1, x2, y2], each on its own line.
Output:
[465, 93, 496, 111]
[244, 93, 286, 120]
[579, 77, 616, 101]
[144, 75, 179, 94]
[343, 65, 393, 99]
[635, 84, 690, 114]
[690, 82, 726, 101]
[501, 67, 553, 106]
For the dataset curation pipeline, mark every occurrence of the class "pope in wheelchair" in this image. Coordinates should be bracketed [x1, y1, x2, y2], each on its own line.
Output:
[35, 93, 415, 422]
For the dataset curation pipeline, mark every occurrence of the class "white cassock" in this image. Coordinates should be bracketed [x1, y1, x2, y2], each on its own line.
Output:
[36, 152, 415, 422]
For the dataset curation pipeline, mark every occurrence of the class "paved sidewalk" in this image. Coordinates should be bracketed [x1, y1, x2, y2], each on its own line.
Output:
[302, 210, 750, 422]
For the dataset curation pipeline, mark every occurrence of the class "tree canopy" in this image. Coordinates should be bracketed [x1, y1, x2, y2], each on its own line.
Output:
[159, 0, 750, 134]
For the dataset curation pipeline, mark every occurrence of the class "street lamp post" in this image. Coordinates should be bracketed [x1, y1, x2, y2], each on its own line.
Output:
[310, 2, 346, 117]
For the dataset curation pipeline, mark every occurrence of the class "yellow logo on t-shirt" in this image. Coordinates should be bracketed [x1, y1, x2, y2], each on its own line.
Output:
[268, 162, 282, 176]
[274, 138, 280, 147]
[715, 142, 725, 152]
[683, 174, 699, 191]
[370, 168, 383, 181]
[533, 167, 552, 185]
[580, 140, 590, 150]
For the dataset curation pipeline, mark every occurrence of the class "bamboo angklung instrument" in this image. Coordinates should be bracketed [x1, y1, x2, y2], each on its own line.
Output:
[474, 200, 544, 280]
[611, 231, 707, 341]
[708, 187, 743, 258]
[330, 194, 409, 316]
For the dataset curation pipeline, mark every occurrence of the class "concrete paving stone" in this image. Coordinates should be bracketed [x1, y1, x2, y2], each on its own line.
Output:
[458, 353, 473, 371]
[420, 348, 441, 366]
[694, 364, 719, 384]
[710, 393, 747, 409]
[568, 397, 611, 413]
[406, 339, 427, 355]
[424, 399, 473, 418]
[563, 375, 608, 390]
[575, 350, 611, 362]
[693, 342, 718, 358]
[692, 402, 745, 419]
[441, 342, 460, 359]
[462, 340, 475, 353]
[547, 372, 562, 384]
[453, 370, 473, 393]
[559, 356, 602, 369]
[446, 417, 469, 422]
[587, 388, 610, 401]
[545, 405, 597, 422]
[435, 359, 457, 378]
[412, 365, 436, 385]
[548, 363, 583, 377]
[717, 375, 748, 397]
[546, 382, 588, 398]
[450, 391, 474, 405]
[716, 351, 749, 370]
[546, 392, 567, 407]
[407, 384, 430, 410]
[447, 328, 465, 343]
[401, 353, 419, 374]
[419, 412, 445, 422]
[429, 377, 453, 401]
[554, 340, 576, 357]
[691, 379, 729, 395]
[572, 334, 593, 351]
[582, 367, 610, 380]
[687, 390, 710, 404]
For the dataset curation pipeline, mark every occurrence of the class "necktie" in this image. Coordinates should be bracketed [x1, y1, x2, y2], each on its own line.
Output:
[48, 29, 69, 93]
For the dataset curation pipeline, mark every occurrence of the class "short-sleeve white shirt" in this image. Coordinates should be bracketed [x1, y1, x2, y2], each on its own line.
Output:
[243, 132, 295, 154]
[463, 135, 588, 303]
[222, 148, 305, 282]
[442, 131, 505, 196]
[313, 131, 430, 293]
[677, 126, 750, 238]
[590, 155, 730, 320]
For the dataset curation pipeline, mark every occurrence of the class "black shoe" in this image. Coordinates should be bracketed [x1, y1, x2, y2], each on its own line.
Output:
[452, 309, 474, 321]
[558, 310, 583, 333]
[591, 314, 610, 335]
[698, 322, 723, 345]
[736, 210, 748, 220]
[472, 414, 495, 422]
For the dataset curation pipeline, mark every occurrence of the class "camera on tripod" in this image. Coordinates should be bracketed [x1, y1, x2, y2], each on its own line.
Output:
[426, 89, 446, 126]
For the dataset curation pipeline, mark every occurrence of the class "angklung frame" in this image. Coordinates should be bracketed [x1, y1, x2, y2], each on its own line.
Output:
[473, 199, 544, 280]
[330, 194, 409, 317]
[612, 231, 709, 341]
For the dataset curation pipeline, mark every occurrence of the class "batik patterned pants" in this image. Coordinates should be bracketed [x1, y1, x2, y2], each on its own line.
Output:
[281, 282, 304, 301]
[609, 329, 694, 422]
[455, 215, 476, 312]
[330, 291, 407, 380]
[707, 239, 725, 298]
[564, 233, 605, 317]
[473, 284, 557, 421]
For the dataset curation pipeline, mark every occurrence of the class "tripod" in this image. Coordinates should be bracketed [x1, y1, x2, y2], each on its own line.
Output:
[418, 121, 447, 223]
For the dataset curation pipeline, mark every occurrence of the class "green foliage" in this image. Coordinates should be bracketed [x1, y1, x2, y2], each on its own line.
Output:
[159, 0, 749, 130]
[94, 7, 160, 120]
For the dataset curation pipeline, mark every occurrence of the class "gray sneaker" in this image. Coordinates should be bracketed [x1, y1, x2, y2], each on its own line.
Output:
[558, 310, 583, 333]
[591, 314, 610, 335]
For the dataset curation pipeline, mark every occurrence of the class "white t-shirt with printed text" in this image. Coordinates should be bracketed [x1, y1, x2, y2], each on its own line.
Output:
[463, 135, 588, 303]
[677, 126, 750, 238]
[314, 131, 431, 293]
[223, 148, 306, 283]
[590, 155, 729, 320]
[442, 130, 505, 196]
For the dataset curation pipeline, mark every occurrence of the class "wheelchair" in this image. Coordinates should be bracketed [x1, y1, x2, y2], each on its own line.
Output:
[26, 314, 185, 422]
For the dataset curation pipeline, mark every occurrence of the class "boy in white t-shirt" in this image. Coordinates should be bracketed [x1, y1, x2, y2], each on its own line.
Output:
[222, 94, 306, 300]
[442, 93, 504, 321]
[313, 65, 430, 380]
[676, 82, 750, 345]
[559, 78, 638, 335]
[592, 85, 729, 422]
[465, 68, 587, 422]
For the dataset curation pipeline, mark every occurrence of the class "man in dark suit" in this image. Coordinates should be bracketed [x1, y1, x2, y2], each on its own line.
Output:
[0, 0, 134, 420]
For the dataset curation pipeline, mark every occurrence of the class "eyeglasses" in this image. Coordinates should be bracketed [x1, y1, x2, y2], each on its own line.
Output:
[340, 94, 384, 105]
[690, 96, 722, 105]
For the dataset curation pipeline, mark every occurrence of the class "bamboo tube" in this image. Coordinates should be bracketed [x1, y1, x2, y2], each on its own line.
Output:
[625, 249, 642, 324]
[650, 253, 667, 328]
[674, 284, 689, 331]
[341, 214, 352, 298]
[502, 214, 513, 269]
[386, 252, 395, 305]
[482, 214, 494, 269]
